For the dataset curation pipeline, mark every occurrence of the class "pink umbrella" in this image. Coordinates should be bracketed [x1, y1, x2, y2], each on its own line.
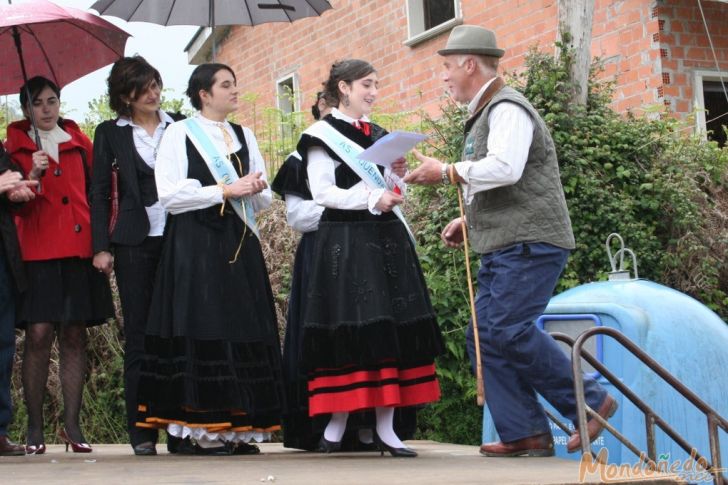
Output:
[0, 0, 129, 151]
[0, 0, 129, 95]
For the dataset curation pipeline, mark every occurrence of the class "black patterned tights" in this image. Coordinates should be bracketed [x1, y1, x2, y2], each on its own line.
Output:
[22, 322, 87, 445]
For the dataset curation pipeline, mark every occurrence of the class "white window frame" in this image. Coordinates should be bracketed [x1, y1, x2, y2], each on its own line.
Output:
[692, 69, 728, 138]
[276, 72, 300, 115]
[185, 26, 231, 65]
[404, 0, 463, 47]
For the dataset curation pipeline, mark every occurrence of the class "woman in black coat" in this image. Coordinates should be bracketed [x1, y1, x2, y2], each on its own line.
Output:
[89, 56, 183, 456]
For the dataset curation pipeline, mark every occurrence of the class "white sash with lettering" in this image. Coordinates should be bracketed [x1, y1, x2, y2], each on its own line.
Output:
[183, 118, 259, 238]
[305, 121, 415, 244]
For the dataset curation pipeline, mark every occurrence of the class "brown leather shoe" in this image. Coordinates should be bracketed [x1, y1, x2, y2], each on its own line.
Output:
[479, 432, 554, 457]
[567, 394, 618, 453]
[0, 435, 26, 456]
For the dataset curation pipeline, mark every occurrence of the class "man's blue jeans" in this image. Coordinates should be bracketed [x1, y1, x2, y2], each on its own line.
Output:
[466, 242, 607, 442]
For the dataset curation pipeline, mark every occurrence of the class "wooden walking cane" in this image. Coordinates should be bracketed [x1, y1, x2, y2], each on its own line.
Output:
[449, 165, 485, 406]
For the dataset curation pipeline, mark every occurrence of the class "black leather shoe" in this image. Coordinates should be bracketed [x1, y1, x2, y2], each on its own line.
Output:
[316, 436, 342, 454]
[178, 441, 221, 455]
[166, 434, 184, 454]
[229, 442, 260, 455]
[133, 441, 157, 456]
[174, 439, 239, 456]
[373, 432, 417, 458]
[175, 438, 202, 455]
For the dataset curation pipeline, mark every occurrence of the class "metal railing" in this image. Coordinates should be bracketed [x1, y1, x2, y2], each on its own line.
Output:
[548, 329, 727, 485]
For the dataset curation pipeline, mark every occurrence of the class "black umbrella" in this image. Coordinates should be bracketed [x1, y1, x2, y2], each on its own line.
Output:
[90, 0, 333, 59]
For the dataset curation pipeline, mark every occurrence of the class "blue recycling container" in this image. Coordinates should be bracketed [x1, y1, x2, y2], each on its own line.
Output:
[481, 277, 728, 467]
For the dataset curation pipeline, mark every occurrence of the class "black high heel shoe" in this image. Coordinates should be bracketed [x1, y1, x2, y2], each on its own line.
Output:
[316, 436, 342, 454]
[373, 431, 418, 458]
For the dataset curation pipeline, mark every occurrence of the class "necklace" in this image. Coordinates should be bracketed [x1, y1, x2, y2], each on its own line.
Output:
[217, 123, 243, 174]
[131, 113, 164, 160]
[135, 127, 163, 160]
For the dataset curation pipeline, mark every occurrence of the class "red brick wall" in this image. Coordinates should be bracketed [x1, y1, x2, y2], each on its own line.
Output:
[657, 0, 728, 117]
[591, 0, 662, 114]
[211, 0, 707, 129]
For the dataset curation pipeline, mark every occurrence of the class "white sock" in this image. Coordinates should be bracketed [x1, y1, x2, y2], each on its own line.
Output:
[323, 412, 349, 443]
[375, 407, 406, 449]
[358, 428, 374, 444]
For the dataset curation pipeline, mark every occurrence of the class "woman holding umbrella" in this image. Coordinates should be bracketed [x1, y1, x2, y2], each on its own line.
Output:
[5, 76, 115, 454]
[90, 56, 184, 456]
[135, 63, 284, 454]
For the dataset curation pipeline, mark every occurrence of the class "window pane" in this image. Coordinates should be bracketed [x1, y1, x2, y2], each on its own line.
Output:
[277, 77, 295, 114]
[703, 81, 728, 147]
[423, 0, 455, 31]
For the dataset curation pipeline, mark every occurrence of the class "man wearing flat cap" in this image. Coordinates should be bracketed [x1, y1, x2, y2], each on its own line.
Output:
[405, 25, 616, 457]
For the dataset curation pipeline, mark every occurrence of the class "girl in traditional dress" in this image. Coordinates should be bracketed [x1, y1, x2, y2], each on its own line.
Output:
[298, 60, 444, 457]
[136, 63, 284, 455]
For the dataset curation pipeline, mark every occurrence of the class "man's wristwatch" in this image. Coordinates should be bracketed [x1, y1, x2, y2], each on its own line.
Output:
[441, 164, 451, 185]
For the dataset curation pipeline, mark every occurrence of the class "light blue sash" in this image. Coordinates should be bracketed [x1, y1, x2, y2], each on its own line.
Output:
[183, 118, 258, 238]
[304, 121, 415, 244]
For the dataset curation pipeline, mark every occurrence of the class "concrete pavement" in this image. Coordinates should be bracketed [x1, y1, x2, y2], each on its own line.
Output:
[0, 441, 685, 484]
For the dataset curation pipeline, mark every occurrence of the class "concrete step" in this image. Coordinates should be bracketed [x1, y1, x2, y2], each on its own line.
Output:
[0, 441, 687, 484]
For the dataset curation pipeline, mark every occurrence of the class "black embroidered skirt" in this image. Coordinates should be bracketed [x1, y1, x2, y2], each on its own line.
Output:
[302, 218, 443, 415]
[281, 230, 317, 448]
[136, 207, 284, 432]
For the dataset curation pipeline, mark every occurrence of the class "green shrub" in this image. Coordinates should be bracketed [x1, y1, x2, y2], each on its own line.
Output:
[515, 45, 726, 315]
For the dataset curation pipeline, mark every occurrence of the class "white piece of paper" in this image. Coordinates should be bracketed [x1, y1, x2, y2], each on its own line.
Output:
[357, 130, 427, 168]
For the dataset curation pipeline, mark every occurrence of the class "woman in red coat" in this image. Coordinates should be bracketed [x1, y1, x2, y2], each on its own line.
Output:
[5, 76, 114, 454]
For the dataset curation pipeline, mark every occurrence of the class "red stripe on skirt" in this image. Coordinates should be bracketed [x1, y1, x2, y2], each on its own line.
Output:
[308, 364, 436, 391]
[307, 364, 440, 416]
